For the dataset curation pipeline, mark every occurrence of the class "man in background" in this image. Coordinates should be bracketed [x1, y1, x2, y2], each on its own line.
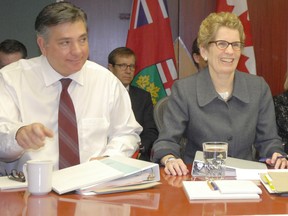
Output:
[191, 37, 207, 71]
[108, 47, 158, 161]
[0, 39, 27, 69]
[0, 39, 28, 175]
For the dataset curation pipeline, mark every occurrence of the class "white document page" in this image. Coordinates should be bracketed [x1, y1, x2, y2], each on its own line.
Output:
[52, 160, 124, 194]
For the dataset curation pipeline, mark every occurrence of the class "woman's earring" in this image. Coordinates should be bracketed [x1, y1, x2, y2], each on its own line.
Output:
[204, 57, 207, 61]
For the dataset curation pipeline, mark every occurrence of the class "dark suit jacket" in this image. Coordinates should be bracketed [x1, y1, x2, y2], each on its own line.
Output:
[129, 85, 158, 161]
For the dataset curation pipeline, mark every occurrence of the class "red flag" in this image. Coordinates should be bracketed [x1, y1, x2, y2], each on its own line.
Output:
[126, 0, 177, 104]
[216, 0, 256, 75]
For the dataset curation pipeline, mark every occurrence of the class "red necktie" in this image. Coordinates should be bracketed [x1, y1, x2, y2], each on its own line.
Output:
[58, 78, 80, 169]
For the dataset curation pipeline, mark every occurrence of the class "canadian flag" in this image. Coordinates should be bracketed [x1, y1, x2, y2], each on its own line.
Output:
[216, 0, 256, 75]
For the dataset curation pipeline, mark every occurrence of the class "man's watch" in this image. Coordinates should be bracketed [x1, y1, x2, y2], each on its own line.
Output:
[164, 156, 176, 166]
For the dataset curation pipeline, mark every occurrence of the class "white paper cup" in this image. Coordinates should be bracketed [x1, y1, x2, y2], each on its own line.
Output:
[23, 160, 53, 196]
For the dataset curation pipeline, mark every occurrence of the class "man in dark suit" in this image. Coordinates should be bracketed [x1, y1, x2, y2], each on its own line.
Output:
[108, 47, 158, 161]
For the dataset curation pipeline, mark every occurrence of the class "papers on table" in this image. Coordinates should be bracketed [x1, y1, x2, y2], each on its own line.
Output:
[1, 156, 160, 195]
[194, 151, 267, 169]
[214, 180, 262, 194]
[0, 176, 27, 191]
[182, 180, 261, 201]
[236, 168, 266, 180]
[52, 160, 124, 195]
[52, 156, 160, 195]
[192, 151, 267, 180]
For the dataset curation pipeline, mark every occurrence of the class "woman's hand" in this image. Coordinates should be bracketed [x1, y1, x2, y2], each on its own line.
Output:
[161, 155, 189, 176]
[265, 152, 288, 169]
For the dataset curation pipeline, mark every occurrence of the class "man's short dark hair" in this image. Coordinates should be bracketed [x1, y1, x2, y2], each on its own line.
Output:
[108, 47, 136, 65]
[0, 39, 27, 58]
[35, 2, 87, 40]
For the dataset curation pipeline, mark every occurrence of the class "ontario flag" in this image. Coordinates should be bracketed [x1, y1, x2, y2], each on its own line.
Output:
[216, 0, 257, 75]
[126, 0, 178, 105]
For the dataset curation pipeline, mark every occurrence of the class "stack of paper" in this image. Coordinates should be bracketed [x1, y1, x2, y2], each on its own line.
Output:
[52, 156, 160, 195]
[182, 180, 262, 201]
[0, 176, 27, 191]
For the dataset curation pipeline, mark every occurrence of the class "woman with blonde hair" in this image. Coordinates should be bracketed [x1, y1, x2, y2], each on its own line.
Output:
[151, 12, 287, 176]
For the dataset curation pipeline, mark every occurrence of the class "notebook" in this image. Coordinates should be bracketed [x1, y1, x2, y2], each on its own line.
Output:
[182, 181, 261, 200]
[0, 176, 27, 191]
[213, 180, 262, 194]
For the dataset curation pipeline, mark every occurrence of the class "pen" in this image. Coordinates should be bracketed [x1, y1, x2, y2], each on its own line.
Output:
[211, 181, 219, 190]
[207, 180, 218, 191]
[259, 155, 287, 162]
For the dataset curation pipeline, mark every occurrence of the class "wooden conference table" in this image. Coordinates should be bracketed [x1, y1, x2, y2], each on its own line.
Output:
[1, 166, 288, 216]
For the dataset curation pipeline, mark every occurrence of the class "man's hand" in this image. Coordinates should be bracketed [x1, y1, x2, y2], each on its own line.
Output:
[16, 123, 54, 150]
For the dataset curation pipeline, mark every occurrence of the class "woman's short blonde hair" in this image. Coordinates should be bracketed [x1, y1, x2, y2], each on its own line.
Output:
[197, 12, 245, 49]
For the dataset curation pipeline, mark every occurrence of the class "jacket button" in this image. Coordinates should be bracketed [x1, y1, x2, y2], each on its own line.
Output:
[227, 136, 233, 141]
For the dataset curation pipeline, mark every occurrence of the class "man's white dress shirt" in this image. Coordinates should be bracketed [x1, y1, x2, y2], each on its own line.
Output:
[0, 55, 142, 171]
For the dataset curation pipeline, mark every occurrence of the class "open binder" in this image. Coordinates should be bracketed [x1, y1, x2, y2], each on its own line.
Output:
[52, 156, 160, 195]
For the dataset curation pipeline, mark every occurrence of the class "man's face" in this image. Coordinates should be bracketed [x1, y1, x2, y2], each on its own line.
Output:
[37, 20, 89, 76]
[108, 55, 136, 87]
[0, 51, 23, 69]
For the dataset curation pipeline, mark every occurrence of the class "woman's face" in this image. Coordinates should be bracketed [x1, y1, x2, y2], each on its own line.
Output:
[201, 26, 242, 76]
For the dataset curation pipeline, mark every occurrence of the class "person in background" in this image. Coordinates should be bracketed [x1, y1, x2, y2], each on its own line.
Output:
[0, 2, 142, 172]
[191, 37, 207, 71]
[151, 12, 288, 176]
[108, 47, 158, 161]
[0, 39, 27, 69]
[273, 73, 288, 153]
[0, 39, 28, 175]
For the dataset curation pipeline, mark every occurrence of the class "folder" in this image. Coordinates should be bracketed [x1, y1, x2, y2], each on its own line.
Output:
[260, 171, 288, 194]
